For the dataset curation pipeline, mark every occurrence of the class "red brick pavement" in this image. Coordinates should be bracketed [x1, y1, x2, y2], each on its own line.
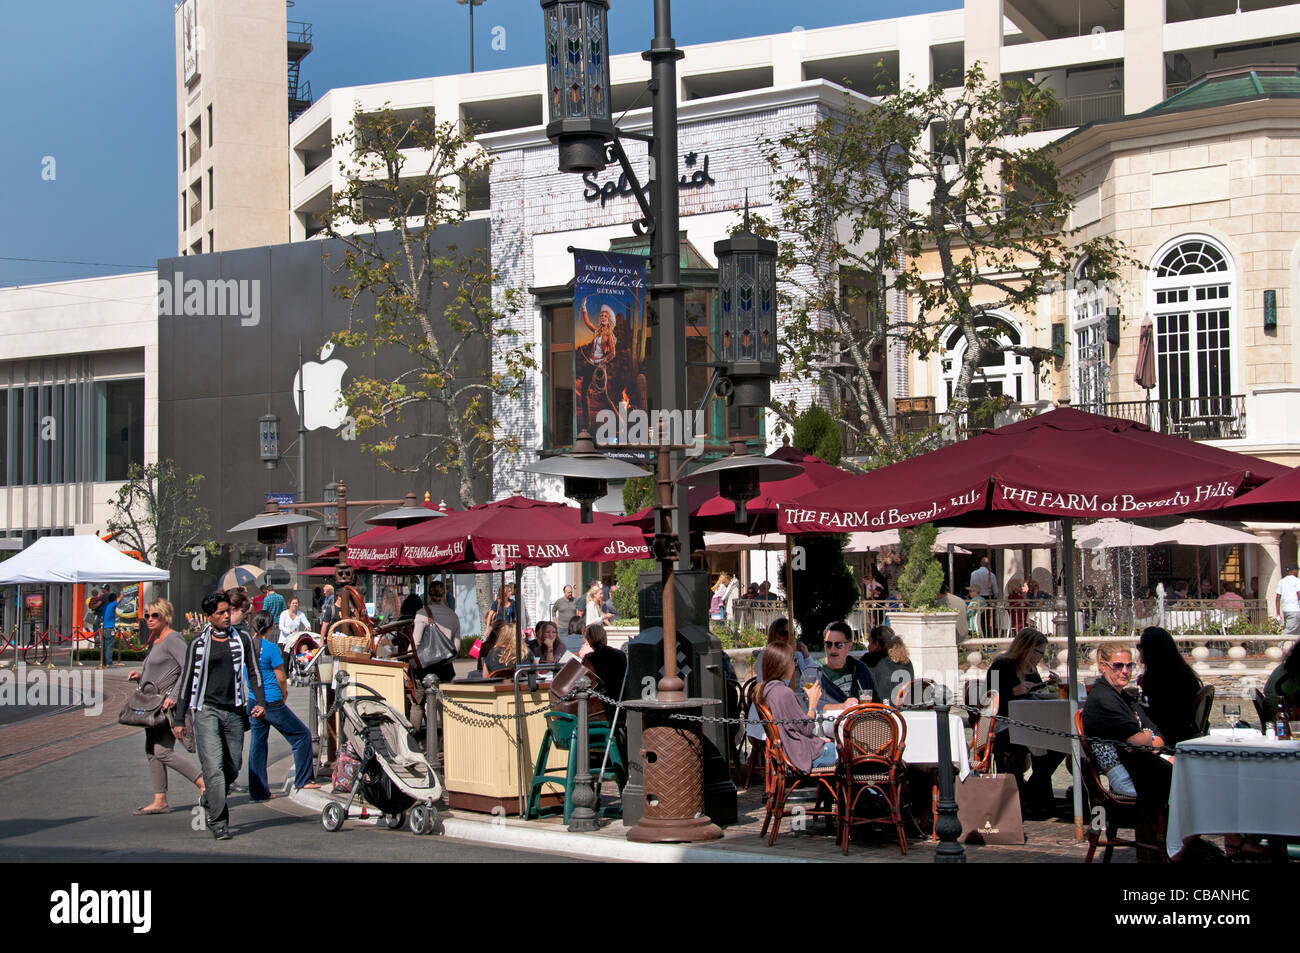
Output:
[0, 666, 139, 782]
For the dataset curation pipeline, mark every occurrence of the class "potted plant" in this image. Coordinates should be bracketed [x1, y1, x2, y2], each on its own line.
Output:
[885, 523, 960, 686]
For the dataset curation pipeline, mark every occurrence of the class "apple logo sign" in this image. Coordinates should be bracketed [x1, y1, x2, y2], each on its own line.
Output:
[293, 342, 349, 430]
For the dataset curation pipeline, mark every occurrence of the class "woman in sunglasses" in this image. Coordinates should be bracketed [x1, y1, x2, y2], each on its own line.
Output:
[1082, 642, 1171, 819]
[127, 599, 204, 815]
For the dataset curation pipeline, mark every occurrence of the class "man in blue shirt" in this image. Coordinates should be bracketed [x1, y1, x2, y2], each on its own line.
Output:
[261, 587, 286, 621]
[101, 590, 119, 667]
[246, 609, 316, 800]
[818, 621, 875, 708]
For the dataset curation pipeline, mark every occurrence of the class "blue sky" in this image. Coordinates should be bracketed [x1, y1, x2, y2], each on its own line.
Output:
[0, 0, 955, 288]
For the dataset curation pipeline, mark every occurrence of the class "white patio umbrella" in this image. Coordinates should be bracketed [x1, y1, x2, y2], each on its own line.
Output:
[934, 524, 1057, 548]
[1159, 519, 1262, 596]
[1074, 519, 1175, 550]
[702, 532, 786, 552]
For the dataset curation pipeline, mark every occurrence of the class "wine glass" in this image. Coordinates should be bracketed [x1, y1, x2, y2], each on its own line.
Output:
[1223, 702, 1242, 742]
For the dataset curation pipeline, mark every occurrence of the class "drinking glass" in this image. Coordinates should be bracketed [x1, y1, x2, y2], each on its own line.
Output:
[1223, 703, 1242, 742]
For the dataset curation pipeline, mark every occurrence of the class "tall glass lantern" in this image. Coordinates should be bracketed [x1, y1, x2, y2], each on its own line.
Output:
[541, 0, 613, 174]
[714, 222, 779, 409]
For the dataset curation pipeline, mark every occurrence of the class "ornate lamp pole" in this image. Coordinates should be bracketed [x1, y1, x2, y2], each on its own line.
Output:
[538, 0, 785, 842]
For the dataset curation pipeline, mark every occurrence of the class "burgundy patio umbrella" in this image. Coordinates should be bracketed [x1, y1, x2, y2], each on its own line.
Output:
[1216, 463, 1300, 521]
[1134, 314, 1158, 426]
[392, 495, 650, 569]
[778, 407, 1287, 838]
[621, 444, 853, 534]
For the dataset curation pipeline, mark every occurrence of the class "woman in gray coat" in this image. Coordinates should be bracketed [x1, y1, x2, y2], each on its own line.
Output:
[127, 599, 204, 815]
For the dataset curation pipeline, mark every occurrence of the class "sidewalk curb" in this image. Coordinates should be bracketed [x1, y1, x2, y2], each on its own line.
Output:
[288, 787, 823, 863]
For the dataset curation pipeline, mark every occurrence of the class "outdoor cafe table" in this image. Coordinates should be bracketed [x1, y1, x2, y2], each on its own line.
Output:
[1166, 730, 1300, 857]
[1008, 699, 1074, 755]
[819, 709, 970, 778]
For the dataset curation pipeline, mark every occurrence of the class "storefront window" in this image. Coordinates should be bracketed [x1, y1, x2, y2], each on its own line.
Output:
[0, 377, 142, 486]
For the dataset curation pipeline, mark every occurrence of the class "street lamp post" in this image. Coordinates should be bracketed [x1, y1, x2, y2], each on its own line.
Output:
[539, 0, 785, 842]
[457, 0, 486, 72]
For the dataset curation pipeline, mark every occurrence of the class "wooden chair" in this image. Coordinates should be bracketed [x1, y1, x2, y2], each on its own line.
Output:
[1074, 710, 1167, 863]
[740, 677, 766, 790]
[836, 704, 909, 855]
[1191, 684, 1215, 737]
[755, 699, 840, 846]
[892, 677, 938, 708]
[969, 689, 999, 773]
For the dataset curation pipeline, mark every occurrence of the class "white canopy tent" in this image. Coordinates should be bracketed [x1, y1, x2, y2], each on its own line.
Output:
[0, 536, 171, 585]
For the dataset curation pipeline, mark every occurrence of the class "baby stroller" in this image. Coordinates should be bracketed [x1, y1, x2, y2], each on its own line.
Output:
[286, 632, 323, 687]
[321, 671, 443, 835]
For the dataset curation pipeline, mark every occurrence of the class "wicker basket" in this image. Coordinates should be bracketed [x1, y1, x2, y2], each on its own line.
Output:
[326, 618, 373, 661]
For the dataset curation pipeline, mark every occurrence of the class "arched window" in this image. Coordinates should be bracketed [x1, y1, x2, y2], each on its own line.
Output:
[1148, 236, 1236, 434]
[938, 315, 1032, 432]
[1071, 257, 1109, 414]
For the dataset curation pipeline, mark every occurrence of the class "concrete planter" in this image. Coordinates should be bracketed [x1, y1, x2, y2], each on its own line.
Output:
[605, 625, 638, 652]
[887, 610, 960, 686]
[724, 647, 762, 681]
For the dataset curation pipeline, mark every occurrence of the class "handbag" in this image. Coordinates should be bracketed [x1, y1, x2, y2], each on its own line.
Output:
[468, 637, 484, 660]
[169, 708, 197, 753]
[118, 680, 169, 728]
[417, 619, 457, 669]
[955, 772, 1025, 845]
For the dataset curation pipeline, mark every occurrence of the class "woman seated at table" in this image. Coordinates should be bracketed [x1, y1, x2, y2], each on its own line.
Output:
[755, 640, 836, 772]
[1082, 642, 1171, 820]
[1137, 626, 1202, 746]
[746, 618, 812, 752]
[483, 623, 533, 675]
[477, 620, 506, 675]
[988, 628, 1064, 817]
[531, 620, 569, 665]
[866, 630, 915, 706]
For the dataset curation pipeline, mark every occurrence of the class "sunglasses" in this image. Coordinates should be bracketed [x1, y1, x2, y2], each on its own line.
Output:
[825, 641, 848, 649]
[1108, 661, 1136, 671]
[145, 612, 164, 620]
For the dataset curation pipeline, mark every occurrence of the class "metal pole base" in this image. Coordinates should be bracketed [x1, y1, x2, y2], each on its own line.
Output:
[622, 698, 723, 844]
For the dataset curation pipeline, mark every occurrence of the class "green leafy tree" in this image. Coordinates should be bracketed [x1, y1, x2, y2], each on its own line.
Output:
[790, 404, 841, 466]
[326, 105, 534, 510]
[896, 523, 945, 609]
[612, 557, 653, 621]
[105, 460, 215, 597]
[762, 65, 1136, 461]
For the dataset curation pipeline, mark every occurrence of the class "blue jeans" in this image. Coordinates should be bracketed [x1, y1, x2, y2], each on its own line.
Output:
[811, 740, 837, 769]
[247, 701, 314, 799]
[195, 705, 246, 827]
[102, 628, 115, 665]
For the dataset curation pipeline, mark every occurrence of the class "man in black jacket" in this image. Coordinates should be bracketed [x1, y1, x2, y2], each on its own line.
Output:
[818, 621, 875, 709]
[174, 591, 266, 840]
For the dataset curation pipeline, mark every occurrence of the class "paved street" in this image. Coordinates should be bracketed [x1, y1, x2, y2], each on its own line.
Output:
[0, 669, 588, 863]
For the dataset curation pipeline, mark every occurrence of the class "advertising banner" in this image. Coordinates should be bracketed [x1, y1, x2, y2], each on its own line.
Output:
[572, 249, 648, 443]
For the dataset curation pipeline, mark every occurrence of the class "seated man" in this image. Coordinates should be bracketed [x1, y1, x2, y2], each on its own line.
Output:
[817, 621, 874, 711]
[1026, 579, 1052, 601]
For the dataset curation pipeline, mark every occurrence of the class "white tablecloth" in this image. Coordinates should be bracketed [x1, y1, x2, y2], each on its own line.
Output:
[1166, 733, 1300, 856]
[818, 710, 971, 778]
[1008, 699, 1075, 755]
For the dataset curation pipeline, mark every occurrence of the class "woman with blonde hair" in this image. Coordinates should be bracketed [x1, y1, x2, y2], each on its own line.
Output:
[484, 623, 534, 673]
[487, 583, 517, 627]
[866, 631, 915, 707]
[127, 599, 204, 815]
[585, 580, 612, 627]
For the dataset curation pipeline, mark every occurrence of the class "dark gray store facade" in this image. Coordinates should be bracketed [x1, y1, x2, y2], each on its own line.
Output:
[156, 221, 490, 614]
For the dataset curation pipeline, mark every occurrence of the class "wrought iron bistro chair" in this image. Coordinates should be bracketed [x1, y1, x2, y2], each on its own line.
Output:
[969, 690, 999, 774]
[835, 704, 909, 856]
[892, 678, 938, 708]
[755, 699, 840, 846]
[1074, 710, 1167, 864]
[1192, 684, 1216, 737]
[740, 677, 766, 791]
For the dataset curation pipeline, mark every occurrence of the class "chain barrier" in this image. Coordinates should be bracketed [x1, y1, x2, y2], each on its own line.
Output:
[425, 682, 1300, 762]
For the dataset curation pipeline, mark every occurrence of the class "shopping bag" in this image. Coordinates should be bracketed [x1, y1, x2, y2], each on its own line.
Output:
[955, 773, 1025, 845]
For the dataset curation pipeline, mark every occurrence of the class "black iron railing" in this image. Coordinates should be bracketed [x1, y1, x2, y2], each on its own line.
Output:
[1105, 394, 1246, 440]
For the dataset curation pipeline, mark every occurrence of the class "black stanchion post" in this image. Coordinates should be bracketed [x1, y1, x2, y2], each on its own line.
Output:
[933, 684, 966, 862]
[569, 671, 599, 832]
[423, 673, 442, 777]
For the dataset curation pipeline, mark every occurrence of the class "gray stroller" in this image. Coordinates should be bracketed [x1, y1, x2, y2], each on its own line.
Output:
[321, 671, 443, 835]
